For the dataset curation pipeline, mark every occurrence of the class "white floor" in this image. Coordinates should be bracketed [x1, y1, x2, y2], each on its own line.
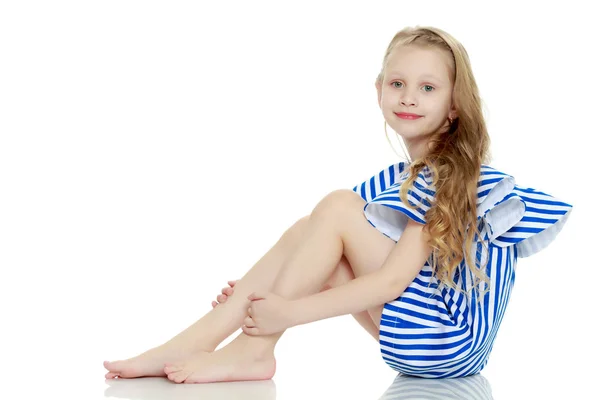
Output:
[4, 311, 595, 400]
[8, 351, 595, 400]
[97, 369, 588, 400]
[99, 373, 491, 399]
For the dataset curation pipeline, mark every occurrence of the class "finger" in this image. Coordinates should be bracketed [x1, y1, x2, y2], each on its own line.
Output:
[221, 287, 233, 294]
[229, 280, 238, 287]
[218, 295, 225, 302]
[248, 292, 265, 301]
[212, 301, 217, 308]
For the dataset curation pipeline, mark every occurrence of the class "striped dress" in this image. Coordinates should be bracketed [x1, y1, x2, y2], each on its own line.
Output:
[352, 161, 573, 378]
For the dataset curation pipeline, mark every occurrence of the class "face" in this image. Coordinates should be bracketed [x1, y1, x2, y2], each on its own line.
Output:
[376, 45, 457, 159]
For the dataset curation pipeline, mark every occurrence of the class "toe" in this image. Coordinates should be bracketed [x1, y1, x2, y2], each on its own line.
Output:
[104, 360, 121, 372]
[171, 371, 189, 384]
[167, 371, 184, 383]
[164, 363, 183, 374]
[105, 371, 119, 379]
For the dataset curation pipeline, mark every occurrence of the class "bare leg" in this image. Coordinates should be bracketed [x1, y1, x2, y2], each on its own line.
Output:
[325, 256, 380, 342]
[104, 212, 377, 379]
[104, 215, 312, 378]
[164, 190, 396, 383]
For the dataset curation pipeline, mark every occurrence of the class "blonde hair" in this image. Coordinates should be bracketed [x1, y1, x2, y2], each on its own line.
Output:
[377, 26, 492, 298]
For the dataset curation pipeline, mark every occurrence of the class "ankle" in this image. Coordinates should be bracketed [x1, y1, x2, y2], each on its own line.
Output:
[252, 343, 276, 361]
[234, 334, 276, 360]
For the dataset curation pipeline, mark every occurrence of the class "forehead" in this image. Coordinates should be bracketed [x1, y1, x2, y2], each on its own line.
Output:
[385, 45, 453, 82]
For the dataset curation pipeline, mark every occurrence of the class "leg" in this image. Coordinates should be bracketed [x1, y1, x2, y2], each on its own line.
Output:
[165, 190, 396, 383]
[326, 255, 380, 342]
[264, 190, 392, 335]
[104, 214, 360, 379]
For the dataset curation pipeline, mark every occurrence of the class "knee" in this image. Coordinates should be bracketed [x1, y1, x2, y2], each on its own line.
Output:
[280, 215, 311, 244]
[310, 189, 362, 220]
[292, 215, 311, 233]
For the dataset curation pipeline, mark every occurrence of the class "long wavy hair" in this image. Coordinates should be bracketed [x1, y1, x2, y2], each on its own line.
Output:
[377, 26, 492, 297]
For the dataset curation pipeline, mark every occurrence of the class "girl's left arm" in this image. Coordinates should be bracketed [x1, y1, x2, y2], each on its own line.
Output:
[291, 219, 433, 327]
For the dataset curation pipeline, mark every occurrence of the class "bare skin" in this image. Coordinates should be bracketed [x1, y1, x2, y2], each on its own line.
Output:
[211, 280, 238, 309]
[211, 275, 380, 341]
[160, 190, 395, 384]
[104, 215, 315, 379]
[104, 196, 383, 380]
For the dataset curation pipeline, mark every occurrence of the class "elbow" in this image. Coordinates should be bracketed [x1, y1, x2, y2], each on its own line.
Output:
[385, 277, 410, 303]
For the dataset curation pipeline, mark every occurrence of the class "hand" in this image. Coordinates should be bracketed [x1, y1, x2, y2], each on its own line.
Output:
[211, 280, 238, 308]
[242, 291, 296, 336]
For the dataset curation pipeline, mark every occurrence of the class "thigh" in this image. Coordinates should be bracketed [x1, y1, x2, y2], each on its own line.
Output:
[313, 189, 396, 329]
[367, 306, 384, 333]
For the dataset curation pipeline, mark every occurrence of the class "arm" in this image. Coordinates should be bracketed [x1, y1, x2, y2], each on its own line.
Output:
[292, 219, 433, 327]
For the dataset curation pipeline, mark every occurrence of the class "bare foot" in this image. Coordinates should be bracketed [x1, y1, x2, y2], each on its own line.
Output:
[104, 344, 208, 379]
[163, 340, 276, 384]
[105, 279, 240, 380]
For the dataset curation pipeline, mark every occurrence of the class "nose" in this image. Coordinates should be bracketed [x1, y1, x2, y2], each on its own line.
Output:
[398, 89, 417, 107]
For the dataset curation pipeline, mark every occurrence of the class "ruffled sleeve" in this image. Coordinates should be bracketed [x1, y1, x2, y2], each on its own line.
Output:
[476, 166, 573, 258]
[358, 163, 573, 256]
[362, 164, 435, 242]
[351, 161, 408, 203]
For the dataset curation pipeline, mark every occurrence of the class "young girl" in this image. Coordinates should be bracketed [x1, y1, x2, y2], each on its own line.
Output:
[104, 26, 573, 383]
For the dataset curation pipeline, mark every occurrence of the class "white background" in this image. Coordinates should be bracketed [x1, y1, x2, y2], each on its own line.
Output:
[0, 1, 596, 399]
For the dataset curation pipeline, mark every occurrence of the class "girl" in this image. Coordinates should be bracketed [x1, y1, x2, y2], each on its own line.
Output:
[104, 26, 573, 383]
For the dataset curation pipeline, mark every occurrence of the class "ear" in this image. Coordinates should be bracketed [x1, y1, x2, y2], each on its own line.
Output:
[449, 106, 458, 121]
[375, 80, 383, 110]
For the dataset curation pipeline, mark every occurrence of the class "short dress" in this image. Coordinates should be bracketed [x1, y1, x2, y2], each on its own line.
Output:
[351, 161, 573, 379]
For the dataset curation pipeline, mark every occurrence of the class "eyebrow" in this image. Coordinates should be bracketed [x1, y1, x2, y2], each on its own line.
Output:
[387, 72, 444, 83]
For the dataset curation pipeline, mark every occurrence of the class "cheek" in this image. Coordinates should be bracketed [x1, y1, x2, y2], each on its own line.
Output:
[426, 104, 447, 119]
[380, 92, 392, 106]
[381, 98, 396, 113]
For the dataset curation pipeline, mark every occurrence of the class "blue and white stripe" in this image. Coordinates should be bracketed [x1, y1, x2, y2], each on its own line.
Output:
[352, 162, 573, 378]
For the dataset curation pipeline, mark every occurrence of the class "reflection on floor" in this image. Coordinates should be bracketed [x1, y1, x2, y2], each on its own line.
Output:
[378, 373, 492, 399]
[103, 373, 492, 400]
[104, 377, 276, 399]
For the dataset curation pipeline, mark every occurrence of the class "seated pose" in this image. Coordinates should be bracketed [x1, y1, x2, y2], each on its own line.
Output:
[104, 25, 573, 384]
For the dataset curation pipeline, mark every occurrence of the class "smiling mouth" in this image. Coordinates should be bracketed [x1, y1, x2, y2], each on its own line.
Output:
[395, 113, 422, 120]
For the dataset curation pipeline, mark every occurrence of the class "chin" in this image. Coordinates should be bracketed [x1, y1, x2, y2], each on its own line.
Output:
[390, 127, 427, 140]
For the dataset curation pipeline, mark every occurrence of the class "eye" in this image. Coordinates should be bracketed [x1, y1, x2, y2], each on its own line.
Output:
[391, 81, 435, 92]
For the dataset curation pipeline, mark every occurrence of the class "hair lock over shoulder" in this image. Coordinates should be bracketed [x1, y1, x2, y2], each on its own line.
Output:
[378, 26, 492, 300]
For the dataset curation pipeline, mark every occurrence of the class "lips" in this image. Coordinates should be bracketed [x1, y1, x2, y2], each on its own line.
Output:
[395, 112, 422, 120]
